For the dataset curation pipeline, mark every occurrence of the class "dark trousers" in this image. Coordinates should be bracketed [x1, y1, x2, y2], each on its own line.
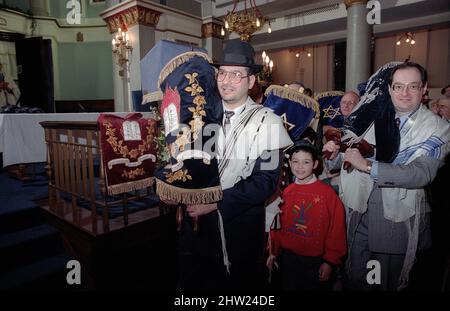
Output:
[177, 213, 266, 291]
[345, 212, 405, 291]
[279, 249, 331, 291]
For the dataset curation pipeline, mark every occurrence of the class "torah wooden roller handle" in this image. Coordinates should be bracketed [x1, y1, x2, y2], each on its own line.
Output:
[176, 205, 183, 231]
[323, 127, 342, 161]
[175, 205, 199, 232]
[193, 216, 199, 231]
[323, 148, 351, 171]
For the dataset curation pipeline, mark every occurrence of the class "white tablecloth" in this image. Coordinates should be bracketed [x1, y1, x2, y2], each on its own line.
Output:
[0, 112, 153, 167]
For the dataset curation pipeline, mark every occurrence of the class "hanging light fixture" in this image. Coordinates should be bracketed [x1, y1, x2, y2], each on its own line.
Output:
[396, 32, 416, 46]
[223, 0, 268, 41]
[291, 47, 312, 58]
[261, 51, 274, 73]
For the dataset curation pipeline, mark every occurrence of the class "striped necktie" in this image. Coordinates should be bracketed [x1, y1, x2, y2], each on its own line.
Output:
[223, 110, 235, 136]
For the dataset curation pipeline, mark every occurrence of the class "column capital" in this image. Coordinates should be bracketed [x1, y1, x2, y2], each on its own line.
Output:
[344, 0, 368, 9]
[202, 21, 224, 39]
[103, 5, 162, 34]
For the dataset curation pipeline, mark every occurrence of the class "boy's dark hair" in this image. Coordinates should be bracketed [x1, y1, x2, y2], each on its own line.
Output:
[389, 61, 427, 86]
[287, 140, 320, 162]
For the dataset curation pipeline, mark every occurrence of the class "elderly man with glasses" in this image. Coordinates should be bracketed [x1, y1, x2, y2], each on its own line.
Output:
[324, 62, 450, 290]
[181, 39, 292, 290]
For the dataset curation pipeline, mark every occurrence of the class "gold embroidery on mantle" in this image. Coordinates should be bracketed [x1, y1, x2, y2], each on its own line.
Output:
[164, 169, 192, 183]
[103, 119, 156, 160]
[185, 73, 206, 141]
[162, 71, 209, 184]
[122, 168, 146, 179]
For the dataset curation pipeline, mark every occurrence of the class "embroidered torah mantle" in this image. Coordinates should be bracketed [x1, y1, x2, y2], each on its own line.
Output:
[98, 113, 157, 195]
[264, 85, 320, 139]
[154, 51, 223, 204]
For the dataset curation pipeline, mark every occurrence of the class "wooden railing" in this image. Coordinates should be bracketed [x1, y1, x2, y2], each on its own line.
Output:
[40, 121, 159, 236]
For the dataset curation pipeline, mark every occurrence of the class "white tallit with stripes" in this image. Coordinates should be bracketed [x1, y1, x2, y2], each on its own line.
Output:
[341, 105, 450, 222]
[215, 97, 292, 274]
[341, 105, 450, 289]
[217, 97, 293, 190]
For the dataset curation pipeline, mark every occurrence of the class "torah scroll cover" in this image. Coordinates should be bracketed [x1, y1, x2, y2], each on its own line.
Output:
[98, 113, 158, 195]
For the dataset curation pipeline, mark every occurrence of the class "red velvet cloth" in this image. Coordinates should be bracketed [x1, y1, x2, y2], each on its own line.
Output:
[98, 113, 158, 195]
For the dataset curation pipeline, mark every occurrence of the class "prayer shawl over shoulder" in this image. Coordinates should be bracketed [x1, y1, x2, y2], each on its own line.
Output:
[217, 98, 293, 190]
[341, 105, 450, 289]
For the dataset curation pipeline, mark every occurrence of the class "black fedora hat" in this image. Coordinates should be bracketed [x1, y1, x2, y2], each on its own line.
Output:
[213, 39, 262, 75]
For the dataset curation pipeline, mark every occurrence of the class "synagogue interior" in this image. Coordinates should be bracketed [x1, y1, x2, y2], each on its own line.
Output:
[0, 0, 449, 292]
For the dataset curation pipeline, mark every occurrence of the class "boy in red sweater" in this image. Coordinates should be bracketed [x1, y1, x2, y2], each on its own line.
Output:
[267, 141, 347, 290]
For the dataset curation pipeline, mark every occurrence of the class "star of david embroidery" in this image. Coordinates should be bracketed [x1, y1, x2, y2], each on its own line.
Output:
[322, 105, 341, 119]
[281, 113, 295, 131]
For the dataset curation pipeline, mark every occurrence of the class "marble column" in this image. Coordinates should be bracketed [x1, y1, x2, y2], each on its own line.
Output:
[201, 1, 223, 62]
[101, 3, 161, 112]
[30, 0, 49, 16]
[344, 0, 372, 92]
[201, 19, 224, 62]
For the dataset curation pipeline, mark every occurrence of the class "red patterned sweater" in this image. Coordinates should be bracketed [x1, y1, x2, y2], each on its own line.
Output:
[270, 180, 347, 265]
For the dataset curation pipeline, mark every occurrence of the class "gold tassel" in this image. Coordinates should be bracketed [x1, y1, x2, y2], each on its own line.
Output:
[107, 177, 154, 196]
[155, 178, 223, 205]
[265, 85, 320, 115]
[158, 51, 212, 88]
[314, 91, 345, 101]
[142, 91, 163, 104]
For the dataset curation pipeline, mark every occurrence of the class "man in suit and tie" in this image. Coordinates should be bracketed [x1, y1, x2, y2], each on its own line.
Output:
[181, 39, 292, 290]
[323, 62, 450, 290]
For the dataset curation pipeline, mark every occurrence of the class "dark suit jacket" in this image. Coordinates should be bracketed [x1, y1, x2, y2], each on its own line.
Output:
[349, 155, 442, 254]
[179, 149, 282, 263]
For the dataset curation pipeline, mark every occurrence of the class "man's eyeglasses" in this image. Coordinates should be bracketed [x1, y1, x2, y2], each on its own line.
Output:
[391, 82, 423, 93]
[216, 70, 249, 84]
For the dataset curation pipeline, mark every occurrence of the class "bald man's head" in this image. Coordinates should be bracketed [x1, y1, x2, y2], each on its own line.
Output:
[437, 98, 450, 120]
[288, 82, 305, 94]
[340, 91, 359, 117]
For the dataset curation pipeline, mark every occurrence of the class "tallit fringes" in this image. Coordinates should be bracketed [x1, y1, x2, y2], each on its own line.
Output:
[158, 51, 213, 88]
[265, 85, 320, 115]
[142, 91, 164, 104]
[314, 91, 345, 101]
[217, 209, 231, 274]
[155, 178, 223, 204]
[107, 177, 154, 196]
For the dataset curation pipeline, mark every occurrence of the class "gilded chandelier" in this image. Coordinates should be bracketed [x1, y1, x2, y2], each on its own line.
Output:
[222, 0, 268, 42]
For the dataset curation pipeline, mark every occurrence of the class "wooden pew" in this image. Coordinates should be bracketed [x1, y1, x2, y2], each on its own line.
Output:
[39, 121, 176, 289]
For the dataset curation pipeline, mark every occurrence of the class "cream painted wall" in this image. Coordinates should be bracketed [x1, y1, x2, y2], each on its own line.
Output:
[374, 27, 450, 89]
[262, 27, 450, 94]
[268, 44, 335, 94]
